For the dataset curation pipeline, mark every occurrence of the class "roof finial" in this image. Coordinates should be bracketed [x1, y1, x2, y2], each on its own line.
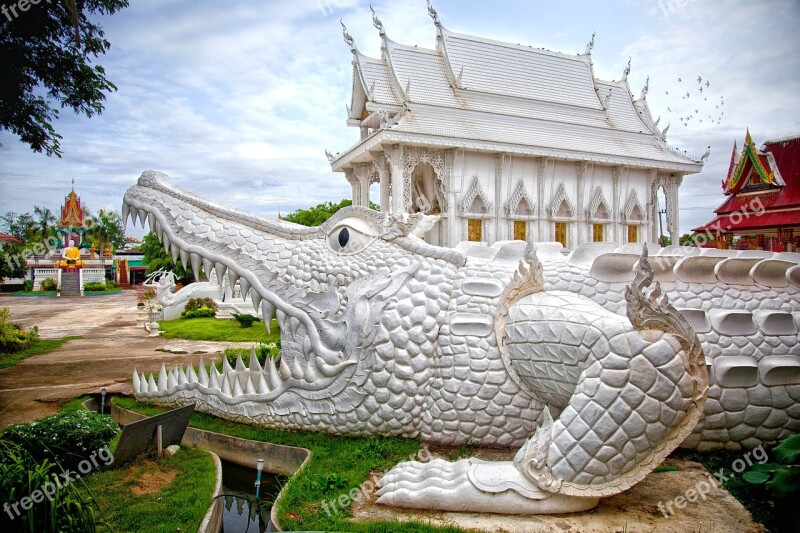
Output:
[622, 57, 631, 80]
[427, 0, 441, 27]
[639, 75, 649, 100]
[661, 123, 670, 140]
[370, 5, 385, 37]
[745, 128, 752, 145]
[584, 31, 595, 55]
[340, 20, 356, 52]
[71, 177, 75, 192]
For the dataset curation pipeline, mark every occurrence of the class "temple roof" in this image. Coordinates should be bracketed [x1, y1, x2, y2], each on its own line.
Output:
[60, 189, 85, 228]
[336, 8, 702, 172]
[693, 133, 800, 232]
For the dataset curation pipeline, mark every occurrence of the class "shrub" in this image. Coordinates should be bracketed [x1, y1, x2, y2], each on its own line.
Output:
[3, 410, 119, 470]
[0, 307, 38, 353]
[0, 439, 99, 532]
[40, 278, 57, 292]
[106, 279, 117, 288]
[181, 306, 216, 319]
[232, 313, 260, 328]
[83, 282, 107, 292]
[23, 280, 33, 291]
[224, 343, 274, 368]
[185, 297, 218, 313]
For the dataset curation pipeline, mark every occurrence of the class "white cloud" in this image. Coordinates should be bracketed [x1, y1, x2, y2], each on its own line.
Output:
[1, 0, 798, 239]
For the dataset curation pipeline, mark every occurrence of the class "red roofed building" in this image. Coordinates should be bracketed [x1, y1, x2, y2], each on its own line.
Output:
[693, 131, 800, 251]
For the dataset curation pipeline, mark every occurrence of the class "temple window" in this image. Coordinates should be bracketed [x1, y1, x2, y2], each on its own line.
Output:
[513, 220, 526, 241]
[593, 223, 605, 242]
[555, 222, 567, 248]
[468, 219, 483, 241]
[627, 225, 638, 243]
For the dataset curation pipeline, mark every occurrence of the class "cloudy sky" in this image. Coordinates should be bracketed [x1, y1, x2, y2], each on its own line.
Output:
[1, 0, 798, 239]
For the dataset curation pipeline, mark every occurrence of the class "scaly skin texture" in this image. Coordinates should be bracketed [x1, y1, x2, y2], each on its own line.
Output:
[125, 170, 798, 507]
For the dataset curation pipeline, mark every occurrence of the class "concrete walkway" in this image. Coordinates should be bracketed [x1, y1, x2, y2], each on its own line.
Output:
[0, 291, 253, 427]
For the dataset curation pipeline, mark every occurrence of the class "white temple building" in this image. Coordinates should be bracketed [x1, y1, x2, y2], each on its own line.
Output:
[328, 3, 706, 250]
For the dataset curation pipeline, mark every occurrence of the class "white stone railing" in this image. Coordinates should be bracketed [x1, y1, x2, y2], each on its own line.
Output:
[82, 268, 106, 284]
[33, 268, 60, 291]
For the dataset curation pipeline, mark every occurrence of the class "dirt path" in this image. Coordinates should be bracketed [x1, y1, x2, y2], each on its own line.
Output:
[0, 292, 252, 427]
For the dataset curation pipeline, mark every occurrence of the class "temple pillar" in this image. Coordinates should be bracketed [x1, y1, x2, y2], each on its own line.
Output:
[371, 152, 390, 212]
[612, 166, 623, 244]
[494, 153, 507, 242]
[576, 161, 587, 245]
[387, 145, 406, 214]
[536, 157, 550, 241]
[344, 168, 359, 206]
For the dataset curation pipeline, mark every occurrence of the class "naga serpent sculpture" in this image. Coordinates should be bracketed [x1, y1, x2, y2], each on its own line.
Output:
[124, 170, 799, 514]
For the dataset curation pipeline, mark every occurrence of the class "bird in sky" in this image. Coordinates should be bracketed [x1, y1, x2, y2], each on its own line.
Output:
[686, 91, 690, 98]
[699, 86, 704, 93]
[667, 107, 672, 112]
[665, 91, 669, 95]
[678, 77, 682, 82]
[705, 80, 710, 88]
[697, 76, 702, 83]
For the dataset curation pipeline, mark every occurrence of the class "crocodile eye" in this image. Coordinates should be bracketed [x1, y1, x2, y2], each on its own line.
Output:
[327, 218, 378, 255]
[338, 227, 349, 248]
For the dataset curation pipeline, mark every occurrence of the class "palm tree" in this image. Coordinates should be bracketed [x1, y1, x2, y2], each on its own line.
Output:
[87, 209, 125, 257]
[33, 205, 57, 250]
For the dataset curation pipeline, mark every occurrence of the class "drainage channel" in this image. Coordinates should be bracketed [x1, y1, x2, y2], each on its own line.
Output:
[218, 459, 286, 532]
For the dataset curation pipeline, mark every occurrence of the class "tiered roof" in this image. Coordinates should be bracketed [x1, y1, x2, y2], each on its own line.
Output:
[694, 132, 800, 233]
[334, 4, 703, 173]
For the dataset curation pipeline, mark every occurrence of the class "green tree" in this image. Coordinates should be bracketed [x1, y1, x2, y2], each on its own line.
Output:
[140, 231, 192, 284]
[0, 0, 129, 157]
[86, 208, 124, 254]
[33, 205, 58, 247]
[284, 199, 379, 227]
[1, 212, 36, 279]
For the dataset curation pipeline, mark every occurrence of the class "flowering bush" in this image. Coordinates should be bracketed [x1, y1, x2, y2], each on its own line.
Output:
[40, 277, 57, 291]
[181, 297, 217, 319]
[3, 410, 119, 470]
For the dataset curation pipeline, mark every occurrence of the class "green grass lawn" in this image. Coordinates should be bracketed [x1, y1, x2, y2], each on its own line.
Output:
[0, 336, 83, 369]
[84, 446, 217, 533]
[158, 317, 280, 343]
[114, 397, 464, 533]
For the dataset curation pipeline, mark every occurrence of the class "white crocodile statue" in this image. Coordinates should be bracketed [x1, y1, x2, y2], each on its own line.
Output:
[124, 170, 799, 514]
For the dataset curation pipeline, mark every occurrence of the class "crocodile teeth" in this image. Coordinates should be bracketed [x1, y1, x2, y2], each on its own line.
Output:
[304, 360, 318, 383]
[279, 358, 291, 381]
[167, 368, 177, 389]
[198, 356, 209, 386]
[240, 278, 251, 301]
[266, 357, 282, 389]
[251, 290, 262, 313]
[248, 346, 262, 372]
[209, 366, 221, 389]
[228, 270, 239, 290]
[148, 373, 157, 393]
[180, 249, 190, 270]
[147, 212, 156, 231]
[158, 363, 168, 391]
[186, 364, 198, 384]
[215, 263, 227, 285]
[235, 353, 246, 372]
[138, 209, 147, 227]
[232, 376, 244, 397]
[177, 366, 187, 386]
[122, 203, 130, 226]
[132, 368, 140, 394]
[222, 356, 234, 375]
[190, 253, 202, 282]
[261, 302, 275, 334]
[257, 372, 270, 394]
[291, 357, 305, 380]
[129, 206, 140, 226]
[170, 244, 180, 264]
[244, 375, 256, 395]
[202, 258, 214, 282]
[221, 374, 233, 396]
